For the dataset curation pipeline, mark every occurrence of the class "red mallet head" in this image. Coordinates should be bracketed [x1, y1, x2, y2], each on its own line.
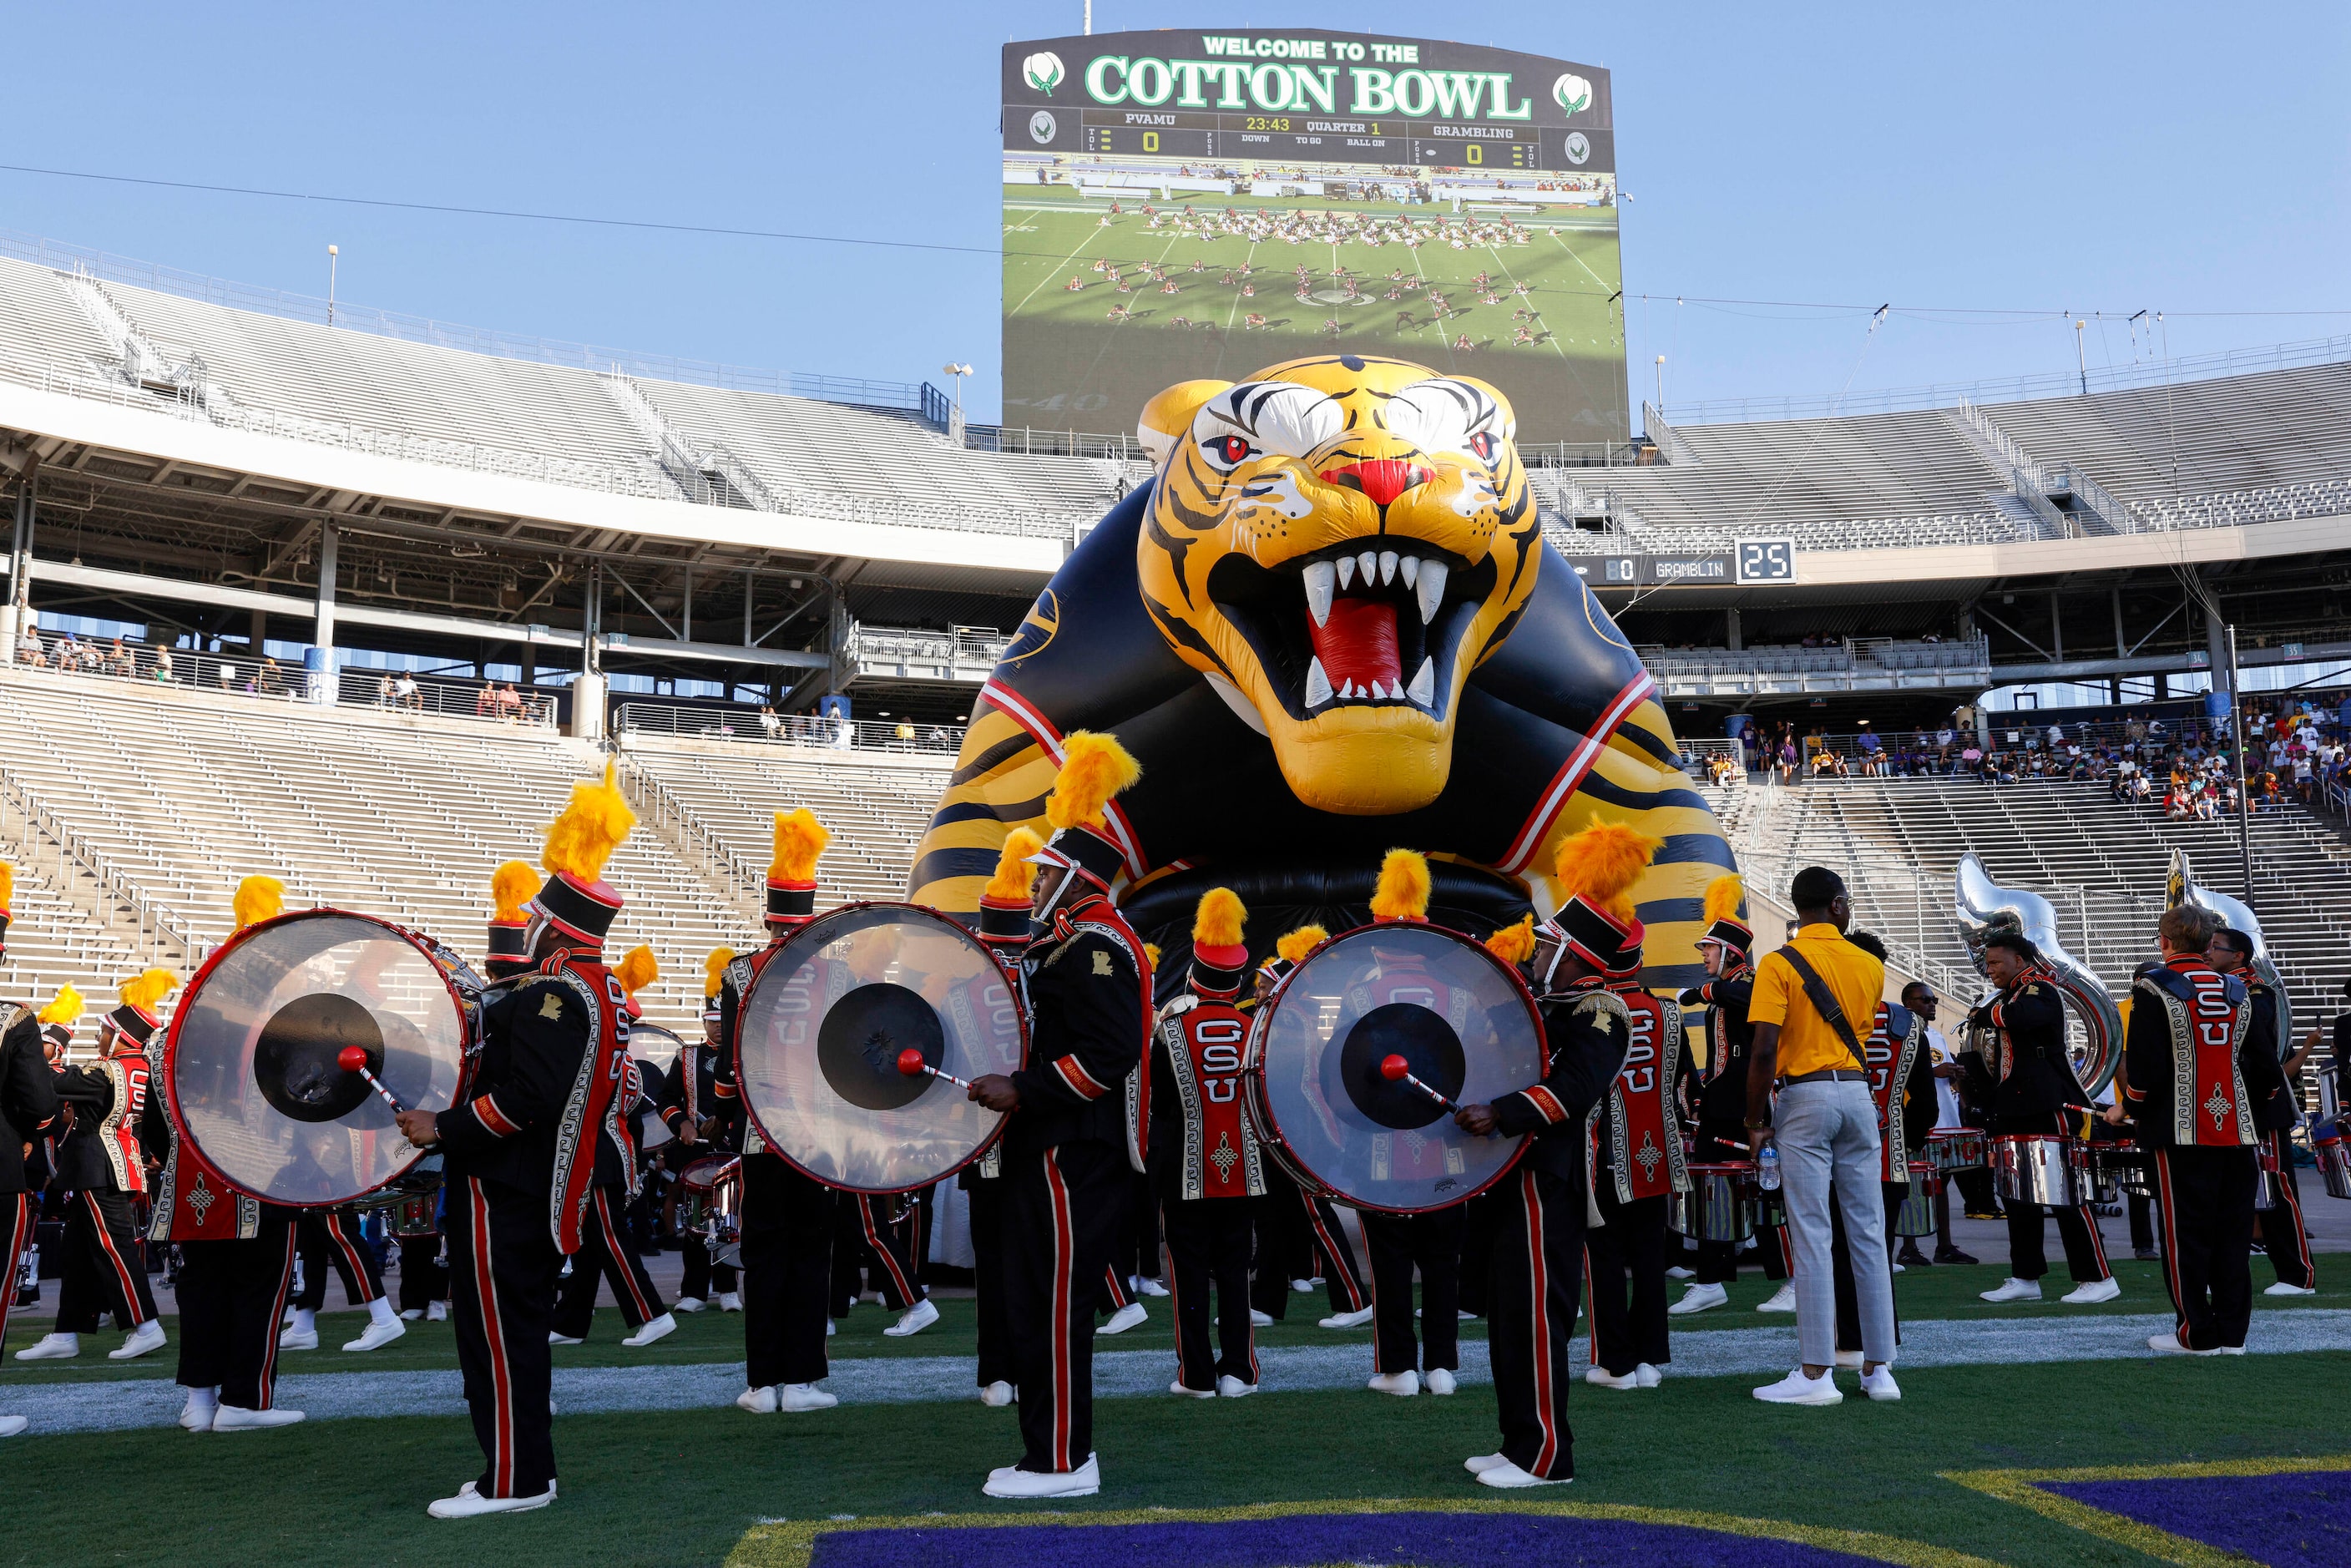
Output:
[1380, 1054, 1410, 1082]
[897, 1048, 928, 1078]
[338, 1045, 369, 1074]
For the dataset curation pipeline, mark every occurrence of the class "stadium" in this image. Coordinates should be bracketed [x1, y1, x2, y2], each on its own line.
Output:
[0, 24, 2347, 1568]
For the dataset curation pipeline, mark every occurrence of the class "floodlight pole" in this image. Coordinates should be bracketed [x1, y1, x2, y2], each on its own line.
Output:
[1083, 0, 1091, 34]
[1653, 355, 1665, 417]
[327, 245, 339, 327]
[2074, 318, 2086, 395]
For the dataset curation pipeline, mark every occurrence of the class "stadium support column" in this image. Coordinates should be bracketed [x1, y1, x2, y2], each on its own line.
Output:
[309, 525, 338, 705]
[1, 481, 28, 663]
[1726, 607, 1742, 651]
[574, 561, 606, 741]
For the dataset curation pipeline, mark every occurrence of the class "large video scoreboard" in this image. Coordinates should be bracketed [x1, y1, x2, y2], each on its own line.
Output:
[1002, 29, 1626, 448]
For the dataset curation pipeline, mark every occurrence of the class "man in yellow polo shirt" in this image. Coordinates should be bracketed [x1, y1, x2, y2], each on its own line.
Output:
[1743, 867, 1899, 1406]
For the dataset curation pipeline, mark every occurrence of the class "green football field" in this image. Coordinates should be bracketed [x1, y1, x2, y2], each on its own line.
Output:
[1001, 190, 1628, 445]
[5, 1257, 2346, 1566]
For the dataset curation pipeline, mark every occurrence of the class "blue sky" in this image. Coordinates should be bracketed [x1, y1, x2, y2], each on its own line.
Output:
[3, 3, 2343, 423]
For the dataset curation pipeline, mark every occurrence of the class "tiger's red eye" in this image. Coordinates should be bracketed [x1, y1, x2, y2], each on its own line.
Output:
[1219, 436, 1251, 464]
[1468, 432, 1496, 462]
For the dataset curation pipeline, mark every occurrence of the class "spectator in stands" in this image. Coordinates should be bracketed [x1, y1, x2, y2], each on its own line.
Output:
[475, 684, 496, 718]
[152, 644, 173, 682]
[759, 705, 781, 741]
[14, 625, 41, 667]
[218, 660, 239, 693]
[394, 672, 420, 711]
[1855, 724, 1882, 775]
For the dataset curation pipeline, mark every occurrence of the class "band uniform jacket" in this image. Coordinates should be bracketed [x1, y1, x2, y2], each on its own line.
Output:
[2242, 979, 2299, 1133]
[1011, 901, 1149, 1161]
[1493, 980, 1630, 1184]
[658, 1040, 740, 1161]
[1958, 966, 2079, 1127]
[1143, 993, 1264, 1203]
[51, 1050, 150, 1195]
[710, 941, 786, 1156]
[433, 952, 630, 1254]
[0, 1004, 62, 1194]
[1591, 987, 1689, 1204]
[2126, 954, 2287, 1150]
[1684, 967, 1755, 1139]
[1863, 1000, 1936, 1180]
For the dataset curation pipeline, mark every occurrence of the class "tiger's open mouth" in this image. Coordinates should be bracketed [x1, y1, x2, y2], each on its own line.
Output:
[1206, 544, 1493, 724]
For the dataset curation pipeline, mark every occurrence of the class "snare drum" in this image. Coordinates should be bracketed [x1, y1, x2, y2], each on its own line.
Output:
[1991, 1135, 2090, 1207]
[1891, 1176, 1936, 1238]
[2252, 1139, 2281, 1211]
[1926, 1129, 1986, 1174]
[1669, 1161, 1757, 1243]
[2317, 1129, 2351, 1201]
[387, 1191, 439, 1237]
[680, 1156, 743, 1257]
[2088, 1143, 2151, 1199]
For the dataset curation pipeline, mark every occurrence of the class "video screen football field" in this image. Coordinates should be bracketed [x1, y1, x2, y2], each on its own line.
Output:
[1002, 189, 1628, 447]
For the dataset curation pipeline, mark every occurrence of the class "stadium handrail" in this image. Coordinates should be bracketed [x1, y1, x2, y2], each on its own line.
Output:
[613, 701, 965, 755]
[0, 765, 195, 961]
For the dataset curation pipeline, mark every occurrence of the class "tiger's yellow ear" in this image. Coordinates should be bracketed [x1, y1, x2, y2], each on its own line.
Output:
[1136, 379, 1232, 466]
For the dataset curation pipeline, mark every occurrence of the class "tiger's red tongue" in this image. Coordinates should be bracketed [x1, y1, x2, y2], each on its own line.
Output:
[1309, 595, 1400, 693]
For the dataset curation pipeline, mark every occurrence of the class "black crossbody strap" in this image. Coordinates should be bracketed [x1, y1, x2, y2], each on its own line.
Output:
[1777, 948, 1870, 1072]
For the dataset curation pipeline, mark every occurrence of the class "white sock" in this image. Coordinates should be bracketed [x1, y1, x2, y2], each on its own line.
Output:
[367, 1297, 397, 1328]
[291, 1309, 316, 1335]
[186, 1385, 219, 1414]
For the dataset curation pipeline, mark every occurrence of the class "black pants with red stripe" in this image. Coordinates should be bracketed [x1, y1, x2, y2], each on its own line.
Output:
[553, 1186, 667, 1335]
[740, 1152, 835, 1389]
[2156, 1144, 2257, 1351]
[177, 1216, 296, 1409]
[397, 1236, 448, 1313]
[842, 1191, 928, 1312]
[0, 1192, 30, 1343]
[965, 1173, 1015, 1388]
[1457, 1190, 1499, 1318]
[1002, 1137, 1125, 1474]
[2000, 1114, 2108, 1283]
[1363, 1206, 1463, 1374]
[2254, 1127, 2314, 1289]
[677, 1232, 738, 1302]
[294, 1205, 385, 1309]
[1249, 1166, 1369, 1319]
[1486, 1166, 1586, 1482]
[1584, 1186, 1669, 1377]
[447, 1174, 560, 1500]
[55, 1188, 156, 1333]
[1162, 1196, 1256, 1389]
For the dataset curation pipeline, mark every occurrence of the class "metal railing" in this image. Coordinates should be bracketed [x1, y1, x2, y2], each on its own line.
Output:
[11, 635, 316, 704]
[0, 766, 195, 961]
[616, 757, 766, 916]
[842, 623, 1009, 671]
[613, 701, 965, 755]
[339, 670, 559, 728]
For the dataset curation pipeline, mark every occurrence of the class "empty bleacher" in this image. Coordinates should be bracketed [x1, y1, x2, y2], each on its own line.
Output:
[0, 668, 754, 1026]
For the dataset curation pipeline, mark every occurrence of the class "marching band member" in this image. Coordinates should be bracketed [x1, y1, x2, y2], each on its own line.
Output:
[2208, 929, 2318, 1296]
[550, 945, 675, 1348]
[1828, 934, 1934, 1363]
[1572, 828, 1686, 1393]
[964, 732, 1150, 1500]
[962, 827, 1039, 1406]
[283, 1202, 402, 1352]
[483, 859, 541, 983]
[662, 946, 741, 1316]
[2126, 905, 2289, 1354]
[1145, 887, 1262, 1399]
[716, 809, 839, 1414]
[1453, 827, 1635, 1488]
[1904, 979, 1978, 1266]
[20, 968, 178, 1364]
[394, 761, 639, 1518]
[1671, 875, 1792, 1313]
[148, 877, 302, 1430]
[1357, 850, 1465, 1399]
[1960, 932, 2119, 1306]
[0, 870, 66, 1434]
[1244, 926, 1374, 1333]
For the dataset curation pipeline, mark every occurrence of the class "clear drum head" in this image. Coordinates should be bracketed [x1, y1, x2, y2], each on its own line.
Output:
[1248, 923, 1543, 1212]
[738, 903, 1025, 1194]
[168, 910, 468, 1207]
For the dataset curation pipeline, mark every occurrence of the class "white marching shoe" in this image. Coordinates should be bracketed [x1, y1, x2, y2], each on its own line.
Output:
[548, 1333, 585, 1347]
[1423, 1368, 1458, 1395]
[1367, 1370, 1419, 1396]
[883, 1298, 939, 1338]
[1464, 1453, 1509, 1474]
[779, 1383, 837, 1412]
[1248, 1309, 1274, 1328]
[1980, 1277, 2044, 1303]
[1135, 1276, 1170, 1297]
[426, 1300, 448, 1323]
[2062, 1277, 2121, 1305]
[399, 1308, 425, 1322]
[1478, 1459, 1569, 1489]
[1170, 1379, 1216, 1399]
[1635, 1363, 1662, 1388]
[279, 1308, 320, 1351]
[1319, 1306, 1376, 1329]
[1217, 1374, 1257, 1398]
[2147, 1332, 2222, 1356]
[979, 1380, 1014, 1407]
[213, 1404, 306, 1430]
[622, 1313, 678, 1348]
[736, 1384, 780, 1414]
[1752, 1367, 1843, 1405]
[0, 1415, 26, 1438]
[2265, 1282, 2317, 1297]
[345, 1305, 407, 1353]
[983, 1454, 1100, 1499]
[1670, 1282, 1728, 1315]
[1666, 1266, 1695, 1280]
[1585, 1366, 1639, 1390]
[1756, 1284, 1797, 1313]
[428, 1481, 554, 1519]
[179, 1388, 220, 1431]
[719, 1292, 742, 1312]
[111, 1321, 166, 1360]
[672, 1295, 706, 1314]
[1100, 1302, 1147, 1335]
[1833, 1350, 1863, 1369]
[15, 1333, 78, 1360]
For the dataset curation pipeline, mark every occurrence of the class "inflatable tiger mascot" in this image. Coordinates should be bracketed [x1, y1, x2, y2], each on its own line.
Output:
[908, 353, 1733, 987]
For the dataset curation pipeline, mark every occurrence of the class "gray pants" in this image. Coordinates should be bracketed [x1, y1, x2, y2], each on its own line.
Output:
[1776, 1080, 1897, 1368]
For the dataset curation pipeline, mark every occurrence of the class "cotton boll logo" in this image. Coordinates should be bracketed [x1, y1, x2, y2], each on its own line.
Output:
[1552, 73, 1592, 116]
[1024, 52, 1066, 96]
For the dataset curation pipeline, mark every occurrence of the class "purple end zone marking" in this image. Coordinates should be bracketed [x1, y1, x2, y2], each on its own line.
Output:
[2044, 1471, 2351, 1568]
[810, 1511, 1887, 1568]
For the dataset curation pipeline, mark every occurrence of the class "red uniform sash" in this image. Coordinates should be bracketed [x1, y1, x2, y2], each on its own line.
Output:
[1598, 989, 1687, 1202]
[2156, 956, 2253, 1147]
[148, 1134, 260, 1242]
[544, 953, 630, 1254]
[1863, 1003, 1924, 1180]
[1156, 998, 1262, 1200]
[99, 1055, 150, 1195]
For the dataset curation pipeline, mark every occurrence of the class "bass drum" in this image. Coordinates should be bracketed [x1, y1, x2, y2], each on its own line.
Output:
[1245, 922, 1545, 1214]
[164, 908, 473, 1209]
[736, 903, 1025, 1195]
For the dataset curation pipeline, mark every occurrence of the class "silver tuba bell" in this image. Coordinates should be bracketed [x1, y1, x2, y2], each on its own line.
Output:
[1953, 852, 2124, 1097]
[2166, 849, 2293, 1060]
